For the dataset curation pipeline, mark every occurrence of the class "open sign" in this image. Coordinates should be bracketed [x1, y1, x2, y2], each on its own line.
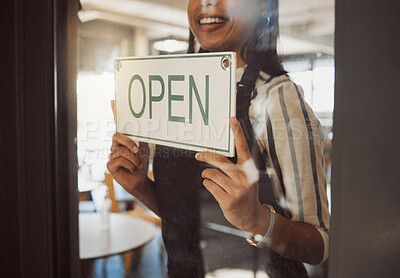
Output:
[114, 52, 236, 156]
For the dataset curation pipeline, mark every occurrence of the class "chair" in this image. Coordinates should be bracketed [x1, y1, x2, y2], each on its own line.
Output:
[103, 173, 120, 213]
[102, 173, 165, 277]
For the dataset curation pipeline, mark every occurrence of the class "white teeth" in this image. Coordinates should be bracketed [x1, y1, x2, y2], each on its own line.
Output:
[199, 17, 226, 25]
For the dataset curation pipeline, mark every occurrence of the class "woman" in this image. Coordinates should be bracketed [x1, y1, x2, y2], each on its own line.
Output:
[107, 0, 330, 277]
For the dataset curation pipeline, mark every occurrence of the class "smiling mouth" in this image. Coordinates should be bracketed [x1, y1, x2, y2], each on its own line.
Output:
[198, 16, 229, 32]
[199, 16, 229, 25]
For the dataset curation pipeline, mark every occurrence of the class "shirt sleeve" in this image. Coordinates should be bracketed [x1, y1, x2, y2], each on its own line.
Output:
[255, 79, 330, 263]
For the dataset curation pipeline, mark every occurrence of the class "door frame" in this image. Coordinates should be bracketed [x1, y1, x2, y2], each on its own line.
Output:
[1, 0, 80, 277]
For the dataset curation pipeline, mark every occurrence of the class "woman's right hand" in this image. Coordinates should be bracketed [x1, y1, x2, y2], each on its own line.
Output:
[107, 132, 149, 195]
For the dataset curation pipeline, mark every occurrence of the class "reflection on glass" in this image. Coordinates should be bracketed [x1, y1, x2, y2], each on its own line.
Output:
[77, 0, 334, 277]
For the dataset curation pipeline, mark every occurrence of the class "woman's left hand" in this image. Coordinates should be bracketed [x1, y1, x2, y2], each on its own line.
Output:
[195, 117, 268, 235]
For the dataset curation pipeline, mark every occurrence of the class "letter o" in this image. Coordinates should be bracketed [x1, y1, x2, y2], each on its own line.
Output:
[128, 75, 146, 118]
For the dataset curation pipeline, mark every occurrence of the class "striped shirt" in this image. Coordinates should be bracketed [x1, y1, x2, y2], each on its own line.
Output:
[237, 67, 330, 262]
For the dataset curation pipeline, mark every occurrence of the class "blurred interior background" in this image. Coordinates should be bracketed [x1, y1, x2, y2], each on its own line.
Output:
[76, 1, 334, 277]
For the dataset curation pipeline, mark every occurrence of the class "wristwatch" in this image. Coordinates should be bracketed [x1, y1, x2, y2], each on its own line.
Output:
[245, 204, 276, 248]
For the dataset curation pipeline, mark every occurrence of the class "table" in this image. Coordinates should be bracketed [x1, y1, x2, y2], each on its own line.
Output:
[79, 212, 156, 260]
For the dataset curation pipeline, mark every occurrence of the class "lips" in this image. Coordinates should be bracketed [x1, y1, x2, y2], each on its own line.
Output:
[198, 15, 229, 32]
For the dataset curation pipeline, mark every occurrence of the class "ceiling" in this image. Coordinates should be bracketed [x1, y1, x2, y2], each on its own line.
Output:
[79, 0, 334, 55]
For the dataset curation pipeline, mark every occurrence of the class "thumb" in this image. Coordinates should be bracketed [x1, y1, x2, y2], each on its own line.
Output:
[230, 117, 251, 164]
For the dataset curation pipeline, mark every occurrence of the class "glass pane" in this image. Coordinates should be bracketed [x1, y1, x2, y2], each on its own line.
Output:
[77, 0, 334, 277]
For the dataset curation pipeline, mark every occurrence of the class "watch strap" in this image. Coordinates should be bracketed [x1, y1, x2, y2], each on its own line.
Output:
[246, 204, 276, 248]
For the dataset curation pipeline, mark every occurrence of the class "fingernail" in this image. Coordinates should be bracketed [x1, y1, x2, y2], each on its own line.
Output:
[195, 153, 200, 160]
[133, 146, 139, 153]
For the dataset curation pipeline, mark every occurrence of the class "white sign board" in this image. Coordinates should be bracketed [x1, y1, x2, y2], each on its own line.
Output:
[114, 52, 236, 156]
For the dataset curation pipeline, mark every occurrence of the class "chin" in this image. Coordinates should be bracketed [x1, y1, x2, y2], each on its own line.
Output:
[197, 38, 238, 53]
[194, 36, 221, 52]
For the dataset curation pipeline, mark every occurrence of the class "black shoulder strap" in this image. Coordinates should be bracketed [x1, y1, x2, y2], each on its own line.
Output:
[236, 65, 282, 212]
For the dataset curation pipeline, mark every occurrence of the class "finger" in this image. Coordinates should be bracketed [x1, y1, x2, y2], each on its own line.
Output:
[112, 132, 139, 153]
[230, 117, 251, 164]
[107, 157, 136, 174]
[195, 152, 238, 179]
[202, 178, 229, 204]
[201, 168, 235, 193]
[109, 146, 142, 169]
